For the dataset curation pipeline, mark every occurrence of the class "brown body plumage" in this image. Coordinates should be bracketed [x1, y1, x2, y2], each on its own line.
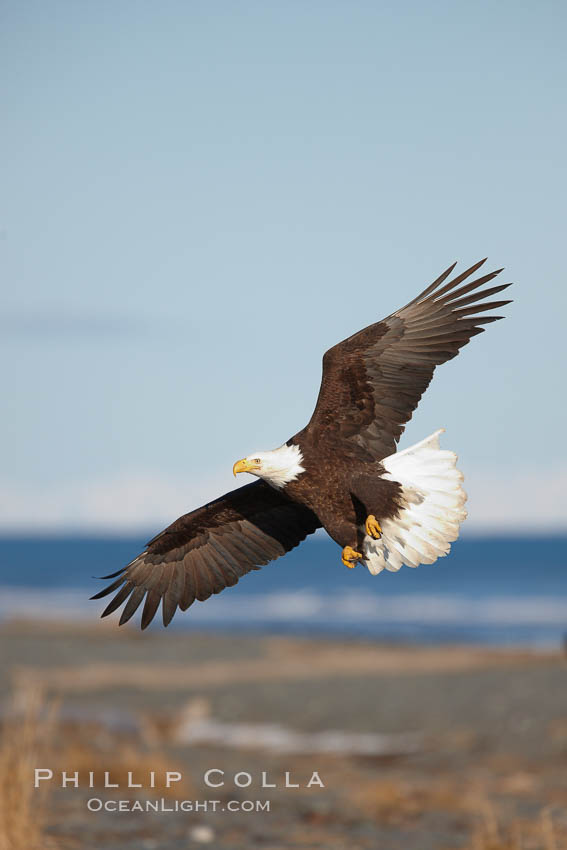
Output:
[283, 437, 403, 551]
[92, 259, 511, 628]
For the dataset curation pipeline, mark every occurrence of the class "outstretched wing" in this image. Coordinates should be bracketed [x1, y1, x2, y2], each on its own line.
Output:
[306, 259, 512, 461]
[92, 481, 320, 629]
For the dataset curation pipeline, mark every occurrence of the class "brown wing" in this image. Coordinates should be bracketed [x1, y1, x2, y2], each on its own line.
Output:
[305, 259, 512, 460]
[91, 481, 320, 629]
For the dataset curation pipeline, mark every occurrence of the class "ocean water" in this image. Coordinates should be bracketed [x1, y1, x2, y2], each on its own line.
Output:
[0, 534, 566, 647]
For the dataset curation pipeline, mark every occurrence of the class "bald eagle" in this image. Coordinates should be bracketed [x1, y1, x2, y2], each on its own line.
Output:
[93, 259, 511, 629]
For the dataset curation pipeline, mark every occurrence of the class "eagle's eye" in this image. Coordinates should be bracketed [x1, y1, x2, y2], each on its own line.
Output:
[254, 458, 261, 464]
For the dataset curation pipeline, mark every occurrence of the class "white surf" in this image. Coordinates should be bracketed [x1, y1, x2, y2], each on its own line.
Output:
[363, 429, 467, 575]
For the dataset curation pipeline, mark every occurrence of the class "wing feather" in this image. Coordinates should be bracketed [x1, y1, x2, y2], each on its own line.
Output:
[305, 260, 512, 459]
[92, 481, 320, 628]
[162, 562, 185, 627]
[100, 582, 135, 618]
[141, 591, 161, 631]
[119, 586, 146, 627]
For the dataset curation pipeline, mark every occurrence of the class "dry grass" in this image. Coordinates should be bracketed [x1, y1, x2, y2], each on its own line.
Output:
[0, 683, 193, 850]
[0, 684, 58, 850]
[467, 802, 564, 850]
[56, 731, 194, 797]
[348, 774, 474, 824]
[348, 773, 566, 850]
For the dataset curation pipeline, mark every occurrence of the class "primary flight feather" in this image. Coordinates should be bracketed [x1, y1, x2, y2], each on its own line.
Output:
[92, 259, 512, 629]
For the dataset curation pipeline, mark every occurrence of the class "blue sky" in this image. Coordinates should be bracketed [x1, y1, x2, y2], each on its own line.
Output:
[1, 0, 566, 532]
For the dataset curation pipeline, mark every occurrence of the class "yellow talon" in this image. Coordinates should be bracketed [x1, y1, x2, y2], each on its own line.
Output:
[342, 545, 362, 569]
[365, 515, 382, 539]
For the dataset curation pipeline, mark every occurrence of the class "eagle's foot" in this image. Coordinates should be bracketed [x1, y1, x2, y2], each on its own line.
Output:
[342, 545, 362, 569]
[365, 515, 382, 539]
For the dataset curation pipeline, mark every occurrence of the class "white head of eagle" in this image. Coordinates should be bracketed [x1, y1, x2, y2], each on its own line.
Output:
[233, 444, 305, 489]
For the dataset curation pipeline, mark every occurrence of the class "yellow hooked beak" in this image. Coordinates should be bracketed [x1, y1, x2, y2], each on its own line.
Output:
[232, 458, 260, 477]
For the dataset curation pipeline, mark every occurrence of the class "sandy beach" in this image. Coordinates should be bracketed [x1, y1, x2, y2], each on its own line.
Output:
[1, 620, 566, 849]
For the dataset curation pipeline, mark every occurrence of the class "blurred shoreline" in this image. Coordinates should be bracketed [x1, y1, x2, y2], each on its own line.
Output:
[1, 620, 567, 848]
[2, 536, 566, 844]
[1, 534, 567, 647]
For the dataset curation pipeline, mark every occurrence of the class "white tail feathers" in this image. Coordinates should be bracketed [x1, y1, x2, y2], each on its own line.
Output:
[363, 429, 467, 575]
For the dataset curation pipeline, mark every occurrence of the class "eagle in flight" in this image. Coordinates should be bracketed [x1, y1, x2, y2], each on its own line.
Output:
[93, 259, 511, 629]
